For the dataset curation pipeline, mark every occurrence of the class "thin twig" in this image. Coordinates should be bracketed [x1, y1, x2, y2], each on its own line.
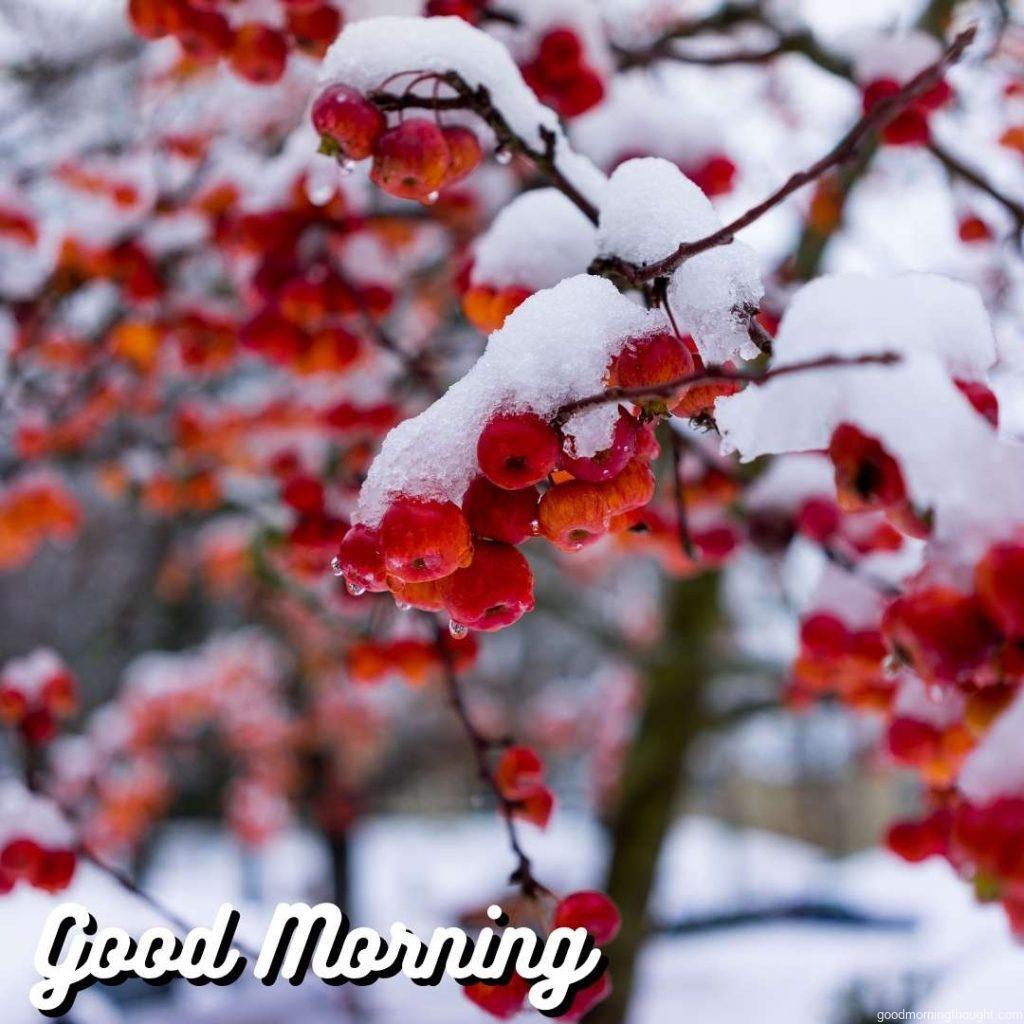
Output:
[929, 138, 1024, 244]
[369, 74, 599, 225]
[590, 27, 978, 286]
[431, 621, 549, 899]
[554, 352, 900, 426]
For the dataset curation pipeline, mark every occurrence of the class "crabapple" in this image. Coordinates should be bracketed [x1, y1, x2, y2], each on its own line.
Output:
[828, 423, 907, 512]
[0, 837, 43, 879]
[285, 3, 341, 59]
[955, 379, 999, 427]
[538, 480, 610, 550]
[975, 543, 1024, 638]
[311, 85, 386, 161]
[557, 974, 612, 1022]
[380, 497, 472, 582]
[886, 716, 941, 766]
[32, 849, 76, 893]
[335, 524, 388, 593]
[688, 153, 737, 197]
[560, 411, 638, 482]
[495, 746, 545, 799]
[882, 587, 998, 685]
[608, 331, 693, 393]
[599, 458, 655, 517]
[552, 891, 621, 945]
[440, 125, 483, 185]
[229, 24, 288, 85]
[463, 973, 531, 1019]
[387, 575, 448, 612]
[441, 540, 535, 631]
[462, 476, 539, 544]
[370, 119, 451, 203]
[462, 284, 532, 333]
[477, 412, 561, 489]
[177, 8, 233, 64]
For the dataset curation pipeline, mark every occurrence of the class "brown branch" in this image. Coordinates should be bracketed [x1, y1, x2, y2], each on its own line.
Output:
[590, 27, 978, 287]
[554, 352, 900, 426]
[929, 138, 1024, 243]
[369, 73, 599, 225]
[431, 621, 550, 899]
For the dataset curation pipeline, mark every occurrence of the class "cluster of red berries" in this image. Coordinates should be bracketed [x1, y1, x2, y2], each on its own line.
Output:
[0, 836, 76, 895]
[129, 0, 344, 84]
[334, 329, 756, 633]
[464, 889, 620, 1020]
[861, 75, 954, 146]
[886, 795, 1024, 934]
[521, 27, 606, 119]
[789, 612, 892, 713]
[883, 541, 1024, 692]
[277, 472, 348, 577]
[312, 84, 483, 204]
[0, 651, 77, 746]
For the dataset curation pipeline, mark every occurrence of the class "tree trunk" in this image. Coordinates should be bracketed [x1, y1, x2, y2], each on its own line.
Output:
[590, 571, 721, 1024]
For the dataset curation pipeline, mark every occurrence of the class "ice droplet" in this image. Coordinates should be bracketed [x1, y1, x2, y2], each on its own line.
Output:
[495, 146, 512, 165]
[345, 580, 366, 597]
[529, 519, 541, 536]
[396, 600, 411, 611]
[448, 621, 468, 640]
[339, 157, 356, 176]
[425, 190, 439, 205]
[330, 556, 344, 577]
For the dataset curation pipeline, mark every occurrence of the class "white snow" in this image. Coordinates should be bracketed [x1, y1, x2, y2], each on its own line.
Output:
[355, 274, 665, 525]
[959, 687, 1024, 803]
[469, 188, 598, 291]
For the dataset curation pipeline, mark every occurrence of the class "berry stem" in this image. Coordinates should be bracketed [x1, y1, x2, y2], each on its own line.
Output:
[431, 619, 550, 899]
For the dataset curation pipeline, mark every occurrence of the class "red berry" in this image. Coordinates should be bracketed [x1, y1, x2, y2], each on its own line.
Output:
[608, 332, 693, 391]
[462, 476, 539, 545]
[177, 8, 233, 63]
[0, 837, 43, 879]
[800, 613, 850, 659]
[370, 119, 451, 203]
[689, 153, 737, 197]
[336, 524, 388, 592]
[441, 125, 482, 186]
[796, 497, 841, 543]
[557, 974, 612, 1022]
[976, 543, 1024, 638]
[553, 891, 621, 945]
[495, 746, 545, 799]
[285, 3, 341, 58]
[883, 109, 930, 146]
[886, 717, 940, 766]
[958, 216, 993, 244]
[311, 84, 386, 161]
[538, 480, 610, 550]
[882, 587, 998, 685]
[20, 708, 56, 745]
[464, 973, 531, 1019]
[538, 28, 583, 78]
[477, 412, 561, 489]
[560, 411, 638, 483]
[442, 541, 535, 632]
[32, 849, 76, 893]
[230, 23, 288, 85]
[282, 476, 325, 515]
[861, 78, 901, 115]
[828, 423, 907, 513]
[954, 379, 999, 426]
[380, 498, 473, 582]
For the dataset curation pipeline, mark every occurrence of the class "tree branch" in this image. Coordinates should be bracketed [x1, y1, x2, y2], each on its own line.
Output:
[590, 27, 977, 287]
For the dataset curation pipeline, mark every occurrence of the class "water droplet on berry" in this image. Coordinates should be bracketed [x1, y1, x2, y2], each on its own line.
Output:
[495, 146, 512, 165]
[424, 190, 439, 205]
[339, 157, 356, 176]
[448, 621, 468, 640]
[529, 519, 541, 536]
[330, 557, 344, 577]
[345, 580, 366, 597]
[927, 683, 944, 702]
[395, 600, 411, 611]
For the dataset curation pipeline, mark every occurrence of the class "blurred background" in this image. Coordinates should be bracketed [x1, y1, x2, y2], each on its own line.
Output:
[1, 0, 1024, 1021]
